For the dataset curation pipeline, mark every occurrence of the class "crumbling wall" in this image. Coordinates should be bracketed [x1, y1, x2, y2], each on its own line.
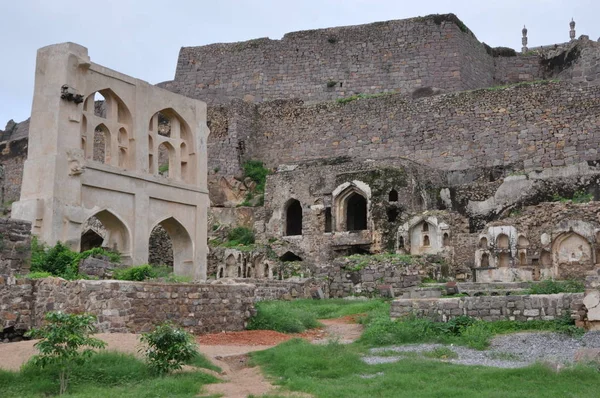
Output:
[33, 278, 256, 334]
[163, 14, 496, 105]
[391, 293, 585, 322]
[239, 82, 600, 173]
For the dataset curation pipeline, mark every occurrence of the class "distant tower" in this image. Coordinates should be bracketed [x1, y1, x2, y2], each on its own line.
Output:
[521, 25, 528, 53]
[569, 18, 576, 41]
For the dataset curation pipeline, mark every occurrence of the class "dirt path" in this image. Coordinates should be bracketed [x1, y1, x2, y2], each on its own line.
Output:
[0, 317, 363, 397]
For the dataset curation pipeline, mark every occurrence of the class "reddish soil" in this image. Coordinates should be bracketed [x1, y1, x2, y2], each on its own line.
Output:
[197, 327, 327, 346]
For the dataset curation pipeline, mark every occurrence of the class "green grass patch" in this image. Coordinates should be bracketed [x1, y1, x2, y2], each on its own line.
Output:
[527, 279, 584, 294]
[247, 299, 389, 333]
[0, 351, 218, 398]
[422, 347, 458, 360]
[252, 339, 600, 398]
[359, 312, 583, 350]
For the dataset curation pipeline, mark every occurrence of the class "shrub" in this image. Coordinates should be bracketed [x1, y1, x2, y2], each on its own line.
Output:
[226, 227, 255, 246]
[326, 80, 338, 88]
[30, 238, 120, 279]
[23, 271, 53, 279]
[528, 279, 584, 294]
[242, 160, 269, 194]
[140, 322, 198, 375]
[113, 264, 157, 281]
[25, 312, 106, 395]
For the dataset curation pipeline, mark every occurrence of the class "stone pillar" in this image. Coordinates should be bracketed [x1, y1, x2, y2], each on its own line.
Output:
[583, 268, 600, 330]
[521, 26, 528, 53]
[570, 19, 576, 41]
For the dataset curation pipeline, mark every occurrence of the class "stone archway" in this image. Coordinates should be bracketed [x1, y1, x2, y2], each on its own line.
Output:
[83, 209, 132, 264]
[284, 199, 302, 236]
[151, 217, 194, 276]
[552, 232, 593, 279]
[333, 182, 370, 232]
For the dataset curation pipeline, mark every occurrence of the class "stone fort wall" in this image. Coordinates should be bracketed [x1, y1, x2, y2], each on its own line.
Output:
[212, 81, 600, 174]
[161, 14, 541, 106]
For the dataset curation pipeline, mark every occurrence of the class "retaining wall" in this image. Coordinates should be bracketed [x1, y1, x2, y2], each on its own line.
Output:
[390, 293, 585, 322]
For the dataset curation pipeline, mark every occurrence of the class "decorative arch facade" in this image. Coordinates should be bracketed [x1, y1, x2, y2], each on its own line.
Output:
[12, 43, 210, 279]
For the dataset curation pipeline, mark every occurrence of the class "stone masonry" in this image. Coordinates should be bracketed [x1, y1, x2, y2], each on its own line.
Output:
[391, 293, 585, 322]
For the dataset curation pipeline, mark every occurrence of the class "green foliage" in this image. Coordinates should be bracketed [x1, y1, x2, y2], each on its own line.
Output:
[345, 253, 413, 271]
[23, 271, 53, 279]
[247, 299, 388, 333]
[423, 347, 458, 360]
[326, 80, 338, 88]
[485, 79, 559, 92]
[243, 160, 270, 194]
[112, 264, 157, 281]
[336, 92, 392, 104]
[158, 163, 169, 175]
[359, 312, 583, 350]
[24, 312, 106, 395]
[30, 237, 120, 279]
[139, 322, 199, 375]
[0, 351, 218, 397]
[552, 189, 593, 204]
[527, 279, 585, 294]
[226, 226, 256, 246]
[251, 339, 600, 398]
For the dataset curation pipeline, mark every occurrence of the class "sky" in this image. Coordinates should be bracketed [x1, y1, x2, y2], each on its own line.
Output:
[1, 0, 598, 126]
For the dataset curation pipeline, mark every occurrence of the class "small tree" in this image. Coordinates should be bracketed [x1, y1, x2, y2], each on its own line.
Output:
[25, 312, 106, 395]
[139, 322, 198, 375]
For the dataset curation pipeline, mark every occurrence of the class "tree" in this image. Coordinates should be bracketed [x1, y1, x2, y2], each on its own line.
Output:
[140, 322, 198, 375]
[25, 312, 106, 395]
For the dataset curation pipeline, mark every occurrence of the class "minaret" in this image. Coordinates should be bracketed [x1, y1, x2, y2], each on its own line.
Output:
[569, 18, 576, 41]
[522, 25, 528, 53]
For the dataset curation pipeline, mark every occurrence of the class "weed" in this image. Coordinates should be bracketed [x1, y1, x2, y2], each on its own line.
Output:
[423, 347, 458, 360]
[487, 351, 522, 361]
[326, 80, 338, 88]
[226, 227, 255, 246]
[113, 264, 157, 281]
[527, 279, 584, 294]
[140, 322, 198, 375]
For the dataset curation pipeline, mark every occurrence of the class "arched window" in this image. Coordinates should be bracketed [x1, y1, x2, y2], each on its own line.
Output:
[443, 233, 449, 247]
[422, 223, 429, 232]
[479, 237, 488, 249]
[81, 210, 131, 264]
[346, 193, 367, 231]
[497, 234, 509, 249]
[152, 217, 194, 276]
[517, 235, 529, 248]
[148, 224, 173, 267]
[93, 124, 110, 163]
[423, 235, 430, 246]
[481, 253, 490, 267]
[519, 252, 527, 266]
[157, 142, 173, 177]
[398, 236, 405, 249]
[285, 199, 303, 236]
[388, 189, 398, 202]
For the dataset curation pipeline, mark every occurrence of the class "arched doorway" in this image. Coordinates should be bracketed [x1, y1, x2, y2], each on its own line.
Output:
[285, 199, 302, 236]
[151, 217, 194, 276]
[82, 209, 132, 263]
[346, 193, 367, 231]
[148, 224, 174, 267]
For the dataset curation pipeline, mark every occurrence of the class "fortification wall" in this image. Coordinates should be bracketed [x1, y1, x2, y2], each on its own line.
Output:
[226, 82, 600, 173]
[391, 293, 585, 322]
[163, 15, 499, 105]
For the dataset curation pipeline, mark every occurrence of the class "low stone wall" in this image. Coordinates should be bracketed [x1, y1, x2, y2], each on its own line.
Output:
[0, 218, 31, 276]
[33, 278, 256, 334]
[0, 276, 34, 331]
[232, 278, 322, 301]
[583, 268, 600, 329]
[391, 293, 585, 322]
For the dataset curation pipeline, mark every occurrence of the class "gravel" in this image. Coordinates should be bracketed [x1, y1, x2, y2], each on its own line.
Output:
[363, 331, 600, 369]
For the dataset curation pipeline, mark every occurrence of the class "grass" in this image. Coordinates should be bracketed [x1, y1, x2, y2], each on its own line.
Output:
[422, 347, 458, 360]
[527, 279, 584, 294]
[0, 351, 218, 398]
[359, 312, 583, 350]
[252, 339, 600, 398]
[247, 299, 389, 333]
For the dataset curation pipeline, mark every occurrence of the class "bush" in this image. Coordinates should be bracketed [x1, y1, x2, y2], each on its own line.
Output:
[24, 271, 53, 279]
[25, 312, 106, 395]
[247, 301, 320, 333]
[226, 227, 255, 246]
[140, 322, 198, 375]
[30, 237, 120, 279]
[242, 160, 270, 194]
[528, 279, 584, 294]
[113, 264, 157, 281]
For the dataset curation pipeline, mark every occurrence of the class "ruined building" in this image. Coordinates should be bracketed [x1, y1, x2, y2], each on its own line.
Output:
[2, 13, 600, 285]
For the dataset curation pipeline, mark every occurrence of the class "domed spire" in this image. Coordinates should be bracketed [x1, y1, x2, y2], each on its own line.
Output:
[522, 25, 528, 53]
[570, 18, 576, 40]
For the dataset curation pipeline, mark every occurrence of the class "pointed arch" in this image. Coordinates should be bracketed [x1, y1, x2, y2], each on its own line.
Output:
[93, 123, 110, 163]
[333, 182, 370, 232]
[496, 234, 509, 249]
[150, 216, 194, 276]
[83, 209, 132, 262]
[284, 199, 302, 236]
[388, 189, 398, 202]
[83, 88, 132, 125]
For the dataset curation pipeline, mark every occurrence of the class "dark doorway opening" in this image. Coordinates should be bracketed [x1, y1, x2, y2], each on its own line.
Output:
[80, 229, 103, 252]
[285, 200, 303, 236]
[346, 193, 367, 231]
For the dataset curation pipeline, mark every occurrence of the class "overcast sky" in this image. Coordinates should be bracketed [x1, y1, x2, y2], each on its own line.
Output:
[1, 0, 598, 126]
